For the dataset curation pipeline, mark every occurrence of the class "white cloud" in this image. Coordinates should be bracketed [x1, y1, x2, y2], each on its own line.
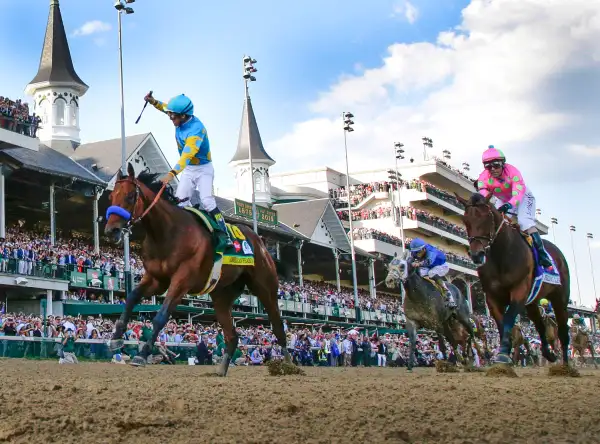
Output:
[72, 20, 112, 37]
[392, 1, 419, 24]
[270, 0, 600, 177]
[569, 144, 600, 157]
[591, 241, 600, 249]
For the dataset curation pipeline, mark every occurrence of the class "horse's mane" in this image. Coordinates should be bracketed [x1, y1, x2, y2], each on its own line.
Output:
[136, 171, 178, 204]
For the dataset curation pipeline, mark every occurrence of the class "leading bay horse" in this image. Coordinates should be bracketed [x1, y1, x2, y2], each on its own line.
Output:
[104, 164, 290, 375]
[456, 192, 571, 365]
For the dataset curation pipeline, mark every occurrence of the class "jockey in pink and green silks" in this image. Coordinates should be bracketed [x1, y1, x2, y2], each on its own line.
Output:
[477, 145, 552, 269]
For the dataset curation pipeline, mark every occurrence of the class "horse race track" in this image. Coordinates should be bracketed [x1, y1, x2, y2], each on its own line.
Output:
[1, 360, 599, 444]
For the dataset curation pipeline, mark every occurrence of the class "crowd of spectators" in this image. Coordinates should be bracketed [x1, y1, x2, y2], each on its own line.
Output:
[0, 96, 40, 138]
[338, 204, 467, 239]
[0, 227, 144, 287]
[2, 309, 597, 368]
[351, 227, 475, 269]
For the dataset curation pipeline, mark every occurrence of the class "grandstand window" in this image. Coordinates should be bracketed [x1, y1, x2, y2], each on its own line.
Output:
[254, 174, 262, 192]
[71, 105, 77, 126]
[54, 98, 66, 125]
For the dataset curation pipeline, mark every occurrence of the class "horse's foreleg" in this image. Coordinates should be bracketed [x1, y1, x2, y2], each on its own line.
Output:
[406, 321, 418, 371]
[525, 304, 554, 363]
[496, 299, 524, 364]
[132, 280, 186, 366]
[109, 275, 163, 351]
[552, 301, 570, 365]
[212, 292, 239, 377]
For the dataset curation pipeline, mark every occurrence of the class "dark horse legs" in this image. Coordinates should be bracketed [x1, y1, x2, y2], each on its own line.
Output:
[133, 279, 187, 366]
[497, 301, 523, 363]
[552, 292, 570, 364]
[211, 282, 245, 377]
[109, 276, 163, 351]
[526, 303, 556, 363]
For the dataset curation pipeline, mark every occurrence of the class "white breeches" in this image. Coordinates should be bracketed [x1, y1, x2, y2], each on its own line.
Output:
[419, 263, 450, 278]
[495, 189, 536, 231]
[175, 163, 216, 212]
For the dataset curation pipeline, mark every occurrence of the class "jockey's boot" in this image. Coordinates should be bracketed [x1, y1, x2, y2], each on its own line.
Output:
[210, 208, 233, 247]
[531, 232, 552, 269]
[434, 276, 457, 309]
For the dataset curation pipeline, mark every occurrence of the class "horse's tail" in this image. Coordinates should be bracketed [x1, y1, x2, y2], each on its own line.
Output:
[274, 258, 293, 281]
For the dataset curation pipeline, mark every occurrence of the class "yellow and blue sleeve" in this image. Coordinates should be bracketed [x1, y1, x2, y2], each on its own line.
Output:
[169, 135, 204, 176]
[150, 99, 168, 113]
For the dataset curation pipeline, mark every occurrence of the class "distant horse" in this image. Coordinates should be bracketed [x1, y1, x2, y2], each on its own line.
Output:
[510, 323, 532, 366]
[385, 250, 475, 370]
[456, 192, 571, 366]
[570, 325, 598, 369]
[104, 164, 290, 375]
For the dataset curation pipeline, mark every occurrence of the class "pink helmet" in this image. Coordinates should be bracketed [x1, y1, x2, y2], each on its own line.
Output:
[482, 145, 506, 163]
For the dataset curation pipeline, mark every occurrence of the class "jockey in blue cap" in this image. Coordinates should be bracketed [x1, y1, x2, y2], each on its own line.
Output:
[144, 92, 232, 246]
[409, 238, 456, 308]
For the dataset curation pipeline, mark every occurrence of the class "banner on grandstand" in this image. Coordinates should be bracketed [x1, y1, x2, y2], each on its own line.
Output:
[70, 272, 87, 287]
[103, 276, 118, 291]
[234, 199, 278, 226]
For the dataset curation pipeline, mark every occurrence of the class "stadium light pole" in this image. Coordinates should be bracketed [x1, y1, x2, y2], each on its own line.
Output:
[569, 225, 582, 305]
[115, 0, 135, 294]
[442, 149, 451, 161]
[587, 233, 597, 302]
[422, 137, 433, 161]
[462, 162, 470, 173]
[393, 142, 406, 251]
[342, 111, 360, 322]
[243, 55, 258, 233]
[550, 217, 558, 243]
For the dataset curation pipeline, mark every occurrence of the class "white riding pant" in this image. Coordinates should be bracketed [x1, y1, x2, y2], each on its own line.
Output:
[419, 263, 450, 279]
[175, 163, 217, 212]
[495, 189, 536, 231]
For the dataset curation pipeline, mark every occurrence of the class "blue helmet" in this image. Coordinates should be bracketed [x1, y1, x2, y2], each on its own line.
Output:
[409, 238, 427, 254]
[166, 94, 194, 115]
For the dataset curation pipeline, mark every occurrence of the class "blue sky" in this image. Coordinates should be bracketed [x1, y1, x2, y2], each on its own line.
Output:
[1, 0, 599, 308]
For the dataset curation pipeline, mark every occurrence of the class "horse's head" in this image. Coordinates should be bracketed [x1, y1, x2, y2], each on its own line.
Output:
[104, 163, 142, 244]
[455, 192, 499, 267]
[384, 250, 413, 288]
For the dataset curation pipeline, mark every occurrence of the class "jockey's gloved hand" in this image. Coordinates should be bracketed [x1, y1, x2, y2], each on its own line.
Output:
[498, 203, 513, 214]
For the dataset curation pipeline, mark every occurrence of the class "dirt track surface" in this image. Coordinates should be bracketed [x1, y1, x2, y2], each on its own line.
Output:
[1, 360, 599, 444]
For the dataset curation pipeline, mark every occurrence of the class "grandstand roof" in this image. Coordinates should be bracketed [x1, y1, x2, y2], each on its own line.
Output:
[25, 0, 88, 96]
[273, 198, 375, 257]
[216, 196, 308, 240]
[229, 96, 275, 165]
[71, 133, 151, 182]
[0, 143, 105, 186]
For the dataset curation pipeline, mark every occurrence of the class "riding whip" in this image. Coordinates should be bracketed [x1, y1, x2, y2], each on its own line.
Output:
[135, 90, 153, 124]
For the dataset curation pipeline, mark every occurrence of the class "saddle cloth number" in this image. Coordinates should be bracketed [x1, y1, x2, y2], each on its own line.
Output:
[226, 223, 245, 241]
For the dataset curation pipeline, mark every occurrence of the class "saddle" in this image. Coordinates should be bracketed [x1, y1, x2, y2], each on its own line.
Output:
[422, 276, 448, 297]
[183, 207, 255, 296]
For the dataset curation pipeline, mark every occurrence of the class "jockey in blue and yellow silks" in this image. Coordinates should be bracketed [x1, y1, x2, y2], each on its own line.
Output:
[145, 92, 232, 246]
[409, 238, 457, 309]
[539, 298, 555, 318]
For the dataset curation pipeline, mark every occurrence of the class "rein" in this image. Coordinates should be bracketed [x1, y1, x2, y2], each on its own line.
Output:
[106, 179, 166, 232]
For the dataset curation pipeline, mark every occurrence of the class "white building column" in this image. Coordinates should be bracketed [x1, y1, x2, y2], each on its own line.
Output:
[369, 258, 376, 298]
[93, 191, 100, 254]
[333, 248, 341, 292]
[0, 167, 5, 239]
[466, 281, 473, 314]
[46, 289, 53, 316]
[109, 290, 114, 304]
[49, 183, 56, 246]
[297, 240, 304, 287]
[275, 241, 281, 260]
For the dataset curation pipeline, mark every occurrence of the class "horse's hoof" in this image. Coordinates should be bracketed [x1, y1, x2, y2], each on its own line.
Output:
[107, 339, 124, 351]
[543, 352, 557, 363]
[130, 356, 146, 367]
[493, 353, 511, 364]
